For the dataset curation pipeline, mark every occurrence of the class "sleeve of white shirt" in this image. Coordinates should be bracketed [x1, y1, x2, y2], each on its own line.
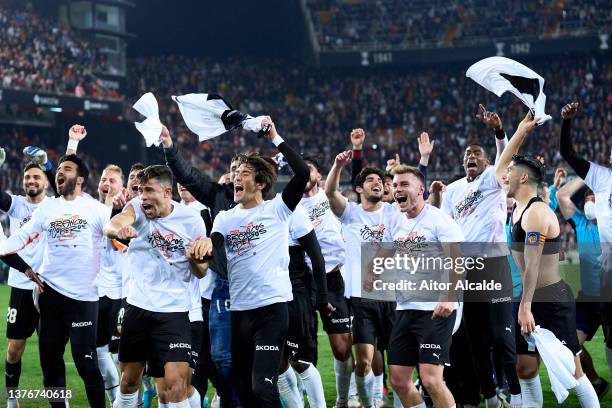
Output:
[0, 202, 45, 255]
[481, 166, 501, 190]
[290, 206, 314, 240]
[272, 194, 292, 222]
[437, 211, 465, 242]
[441, 188, 454, 218]
[585, 162, 611, 193]
[6, 193, 21, 216]
[339, 201, 355, 224]
[192, 213, 207, 239]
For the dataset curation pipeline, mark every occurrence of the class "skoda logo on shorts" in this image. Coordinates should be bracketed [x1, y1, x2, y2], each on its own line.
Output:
[420, 343, 441, 349]
[256, 345, 279, 351]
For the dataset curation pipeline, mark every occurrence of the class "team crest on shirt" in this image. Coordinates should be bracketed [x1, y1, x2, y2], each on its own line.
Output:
[360, 224, 385, 242]
[19, 216, 31, 228]
[226, 222, 267, 256]
[148, 229, 186, 257]
[454, 189, 483, 218]
[48, 215, 88, 240]
[393, 232, 427, 252]
[308, 200, 330, 227]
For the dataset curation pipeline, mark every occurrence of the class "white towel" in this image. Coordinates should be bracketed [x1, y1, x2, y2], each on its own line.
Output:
[132, 92, 162, 147]
[172, 93, 267, 141]
[466, 57, 552, 125]
[524, 326, 578, 403]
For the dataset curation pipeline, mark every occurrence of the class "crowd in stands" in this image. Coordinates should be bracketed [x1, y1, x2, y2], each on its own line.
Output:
[306, 0, 611, 50]
[129, 54, 610, 183]
[0, 6, 121, 99]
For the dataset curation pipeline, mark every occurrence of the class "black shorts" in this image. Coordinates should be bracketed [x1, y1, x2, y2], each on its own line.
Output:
[350, 297, 396, 347]
[516, 281, 581, 355]
[575, 292, 602, 341]
[463, 256, 513, 303]
[111, 299, 127, 353]
[320, 269, 351, 335]
[6, 287, 39, 340]
[119, 303, 192, 368]
[147, 320, 203, 378]
[285, 286, 317, 364]
[97, 296, 122, 348]
[388, 309, 456, 367]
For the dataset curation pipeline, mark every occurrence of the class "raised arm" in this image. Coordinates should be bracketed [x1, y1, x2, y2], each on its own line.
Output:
[325, 151, 351, 217]
[475, 104, 507, 164]
[417, 131, 434, 200]
[350, 128, 365, 188]
[495, 112, 539, 186]
[160, 125, 227, 208]
[0, 209, 44, 256]
[555, 176, 584, 220]
[103, 204, 137, 240]
[559, 102, 590, 179]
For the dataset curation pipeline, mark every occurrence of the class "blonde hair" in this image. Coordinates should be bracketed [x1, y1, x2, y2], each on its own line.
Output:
[390, 164, 425, 186]
[102, 164, 124, 182]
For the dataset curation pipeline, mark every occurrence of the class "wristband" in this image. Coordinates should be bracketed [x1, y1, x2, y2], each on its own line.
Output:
[352, 149, 363, 158]
[271, 134, 284, 147]
[67, 138, 79, 151]
[494, 129, 506, 140]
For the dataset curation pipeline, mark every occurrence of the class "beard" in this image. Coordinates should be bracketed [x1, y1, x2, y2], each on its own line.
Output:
[367, 194, 382, 204]
[25, 187, 44, 197]
[59, 177, 77, 196]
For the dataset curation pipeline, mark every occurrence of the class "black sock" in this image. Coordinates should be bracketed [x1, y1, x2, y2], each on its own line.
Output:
[5, 360, 21, 389]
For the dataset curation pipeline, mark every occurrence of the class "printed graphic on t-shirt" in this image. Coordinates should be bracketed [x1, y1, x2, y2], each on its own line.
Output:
[393, 232, 427, 252]
[226, 221, 267, 256]
[454, 189, 483, 218]
[308, 201, 330, 228]
[148, 229, 186, 257]
[360, 224, 386, 241]
[48, 215, 88, 240]
[18, 216, 31, 228]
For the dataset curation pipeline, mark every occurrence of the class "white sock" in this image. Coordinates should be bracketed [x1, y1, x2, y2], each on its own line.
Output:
[7, 398, 19, 408]
[142, 375, 155, 392]
[334, 357, 353, 404]
[112, 352, 120, 369]
[574, 374, 600, 408]
[158, 403, 169, 408]
[485, 395, 500, 408]
[393, 390, 406, 407]
[112, 390, 139, 408]
[519, 375, 543, 407]
[606, 347, 612, 377]
[349, 370, 357, 398]
[355, 371, 374, 407]
[97, 345, 120, 404]
[169, 400, 190, 408]
[372, 373, 384, 401]
[510, 393, 522, 407]
[278, 367, 303, 408]
[408, 402, 424, 408]
[297, 364, 326, 408]
[187, 387, 201, 408]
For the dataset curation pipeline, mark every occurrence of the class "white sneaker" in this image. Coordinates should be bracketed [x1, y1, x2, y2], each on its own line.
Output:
[348, 395, 362, 408]
[373, 397, 385, 407]
[210, 394, 221, 408]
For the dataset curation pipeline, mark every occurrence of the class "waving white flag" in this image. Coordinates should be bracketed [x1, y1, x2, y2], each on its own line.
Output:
[132, 92, 163, 147]
[466, 57, 552, 124]
[172, 93, 268, 141]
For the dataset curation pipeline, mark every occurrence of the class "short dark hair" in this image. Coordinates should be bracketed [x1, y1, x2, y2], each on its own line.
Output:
[355, 167, 385, 188]
[240, 153, 277, 196]
[512, 154, 544, 184]
[129, 162, 145, 174]
[465, 142, 489, 159]
[262, 157, 279, 176]
[584, 188, 594, 198]
[303, 156, 322, 173]
[231, 153, 248, 164]
[59, 154, 89, 184]
[139, 165, 173, 187]
[24, 162, 45, 173]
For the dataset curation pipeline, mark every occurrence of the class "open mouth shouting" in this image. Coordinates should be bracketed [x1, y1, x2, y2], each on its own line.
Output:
[234, 183, 244, 199]
[56, 175, 66, 189]
[394, 194, 407, 204]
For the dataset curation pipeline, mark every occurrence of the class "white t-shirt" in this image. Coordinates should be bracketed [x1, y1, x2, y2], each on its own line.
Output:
[212, 195, 293, 311]
[183, 200, 214, 300]
[5, 194, 47, 290]
[0, 194, 109, 301]
[442, 166, 508, 256]
[125, 198, 207, 313]
[300, 189, 346, 272]
[97, 237, 124, 299]
[584, 162, 612, 243]
[289, 204, 314, 246]
[189, 275, 203, 322]
[340, 201, 402, 298]
[387, 204, 464, 311]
